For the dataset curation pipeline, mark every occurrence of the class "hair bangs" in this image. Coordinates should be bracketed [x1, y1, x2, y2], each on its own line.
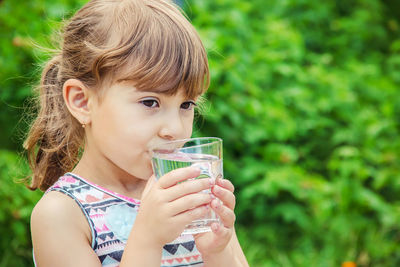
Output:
[107, 1, 209, 99]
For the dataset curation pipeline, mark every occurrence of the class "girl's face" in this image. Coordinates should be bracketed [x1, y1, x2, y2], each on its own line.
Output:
[87, 81, 197, 180]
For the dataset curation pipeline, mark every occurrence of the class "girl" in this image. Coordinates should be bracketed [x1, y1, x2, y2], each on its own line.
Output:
[25, 0, 249, 266]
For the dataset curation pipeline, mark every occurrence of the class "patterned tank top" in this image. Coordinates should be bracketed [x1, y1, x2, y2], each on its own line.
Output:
[45, 173, 203, 267]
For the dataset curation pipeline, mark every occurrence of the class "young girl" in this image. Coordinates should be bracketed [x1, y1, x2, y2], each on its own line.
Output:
[25, 0, 249, 266]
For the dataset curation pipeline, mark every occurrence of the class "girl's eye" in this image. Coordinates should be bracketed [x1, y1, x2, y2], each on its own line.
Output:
[181, 101, 197, 110]
[140, 99, 159, 108]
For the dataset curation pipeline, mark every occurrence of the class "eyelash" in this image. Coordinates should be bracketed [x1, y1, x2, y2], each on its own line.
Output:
[140, 99, 159, 108]
[140, 99, 197, 110]
[181, 101, 197, 110]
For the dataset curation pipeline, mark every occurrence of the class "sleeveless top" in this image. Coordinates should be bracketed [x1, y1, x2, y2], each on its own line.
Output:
[44, 173, 204, 267]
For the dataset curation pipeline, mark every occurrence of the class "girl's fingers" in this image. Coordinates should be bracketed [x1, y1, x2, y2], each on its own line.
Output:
[165, 177, 212, 201]
[142, 175, 157, 198]
[210, 221, 232, 240]
[216, 178, 234, 193]
[158, 167, 201, 189]
[212, 185, 236, 210]
[168, 192, 213, 216]
[172, 204, 210, 226]
[211, 198, 236, 228]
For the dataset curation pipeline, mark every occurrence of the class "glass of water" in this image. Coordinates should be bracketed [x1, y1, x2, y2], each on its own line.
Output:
[151, 137, 223, 235]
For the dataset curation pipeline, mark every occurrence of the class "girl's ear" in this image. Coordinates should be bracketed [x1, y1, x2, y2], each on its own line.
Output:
[63, 79, 93, 126]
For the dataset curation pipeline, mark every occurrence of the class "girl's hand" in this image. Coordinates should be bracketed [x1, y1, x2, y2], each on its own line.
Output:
[193, 178, 236, 257]
[130, 167, 213, 248]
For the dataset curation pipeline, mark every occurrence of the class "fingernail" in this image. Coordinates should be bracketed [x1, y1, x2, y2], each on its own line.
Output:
[213, 199, 220, 209]
[211, 223, 219, 232]
[213, 185, 220, 194]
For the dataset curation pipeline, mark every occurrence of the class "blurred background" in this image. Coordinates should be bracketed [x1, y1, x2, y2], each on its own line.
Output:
[1, 0, 400, 266]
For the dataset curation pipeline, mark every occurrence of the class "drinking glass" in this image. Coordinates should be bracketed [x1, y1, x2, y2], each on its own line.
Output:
[151, 137, 223, 235]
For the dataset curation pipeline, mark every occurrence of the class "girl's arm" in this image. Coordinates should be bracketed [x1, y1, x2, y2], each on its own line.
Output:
[31, 192, 102, 267]
[195, 178, 250, 267]
[202, 230, 249, 267]
[231, 230, 250, 266]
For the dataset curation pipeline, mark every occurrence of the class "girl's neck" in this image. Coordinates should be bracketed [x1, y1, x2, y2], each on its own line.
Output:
[72, 147, 147, 200]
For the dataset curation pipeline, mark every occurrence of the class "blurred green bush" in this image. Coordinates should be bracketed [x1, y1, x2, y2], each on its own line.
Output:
[189, 0, 400, 266]
[0, 151, 41, 266]
[2, 0, 400, 266]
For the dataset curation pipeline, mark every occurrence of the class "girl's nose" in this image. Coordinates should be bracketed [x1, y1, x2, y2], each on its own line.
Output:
[158, 112, 185, 140]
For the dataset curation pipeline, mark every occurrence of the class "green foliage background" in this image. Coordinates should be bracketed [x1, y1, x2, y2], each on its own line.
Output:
[1, 0, 400, 266]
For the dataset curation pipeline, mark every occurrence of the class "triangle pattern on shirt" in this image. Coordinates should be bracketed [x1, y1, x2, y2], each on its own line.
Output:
[163, 240, 196, 256]
[180, 241, 195, 252]
[98, 232, 115, 242]
[86, 194, 101, 203]
[101, 255, 119, 265]
[163, 243, 179, 255]
[99, 250, 123, 264]
[74, 185, 91, 194]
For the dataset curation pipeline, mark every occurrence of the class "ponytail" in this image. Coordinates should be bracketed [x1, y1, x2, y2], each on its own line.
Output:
[24, 55, 84, 191]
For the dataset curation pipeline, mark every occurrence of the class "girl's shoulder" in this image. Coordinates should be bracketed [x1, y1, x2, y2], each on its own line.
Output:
[31, 184, 96, 265]
[31, 185, 92, 244]
[32, 174, 90, 234]
[31, 174, 95, 249]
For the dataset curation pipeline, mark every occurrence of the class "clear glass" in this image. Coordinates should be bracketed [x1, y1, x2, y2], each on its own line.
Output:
[151, 137, 223, 235]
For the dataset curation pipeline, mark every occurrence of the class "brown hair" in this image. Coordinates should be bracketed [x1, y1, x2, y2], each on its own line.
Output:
[24, 0, 210, 191]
